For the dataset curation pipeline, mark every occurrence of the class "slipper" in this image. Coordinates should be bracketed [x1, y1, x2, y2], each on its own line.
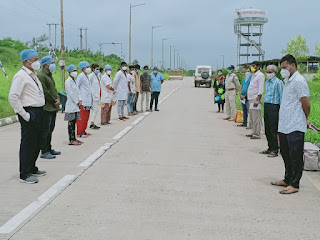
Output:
[279, 187, 299, 194]
[68, 141, 81, 146]
[246, 134, 253, 137]
[237, 124, 247, 127]
[271, 180, 288, 187]
[268, 152, 278, 158]
[260, 150, 271, 154]
[76, 140, 83, 144]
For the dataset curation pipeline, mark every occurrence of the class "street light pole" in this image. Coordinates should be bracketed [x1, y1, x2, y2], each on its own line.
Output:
[151, 25, 162, 68]
[129, 3, 145, 65]
[220, 55, 225, 68]
[170, 46, 173, 69]
[161, 38, 171, 70]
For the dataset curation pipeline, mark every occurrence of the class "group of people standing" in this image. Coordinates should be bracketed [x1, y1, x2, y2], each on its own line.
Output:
[8, 48, 164, 184]
[213, 55, 311, 194]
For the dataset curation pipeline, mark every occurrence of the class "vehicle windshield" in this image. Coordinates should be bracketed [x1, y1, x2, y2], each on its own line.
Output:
[197, 68, 210, 74]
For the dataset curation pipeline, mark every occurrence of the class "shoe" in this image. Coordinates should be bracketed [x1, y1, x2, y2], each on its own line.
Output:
[90, 124, 100, 129]
[155, 109, 159, 111]
[41, 152, 56, 159]
[19, 175, 38, 184]
[250, 135, 261, 140]
[228, 118, 235, 122]
[246, 134, 253, 137]
[237, 124, 247, 127]
[118, 117, 125, 121]
[123, 116, 129, 119]
[50, 149, 61, 155]
[32, 170, 47, 177]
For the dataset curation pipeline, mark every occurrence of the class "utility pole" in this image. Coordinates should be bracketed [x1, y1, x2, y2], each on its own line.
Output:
[47, 23, 52, 45]
[129, 3, 145, 64]
[84, 28, 88, 51]
[79, 28, 83, 51]
[47, 23, 59, 48]
[170, 46, 173, 69]
[60, 0, 65, 88]
[220, 55, 225, 68]
[151, 25, 162, 68]
[161, 38, 171, 70]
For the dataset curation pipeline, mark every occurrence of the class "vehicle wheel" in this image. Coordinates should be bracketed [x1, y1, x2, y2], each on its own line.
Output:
[208, 83, 212, 88]
[201, 72, 209, 80]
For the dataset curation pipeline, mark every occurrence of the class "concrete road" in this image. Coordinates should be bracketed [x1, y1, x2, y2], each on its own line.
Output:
[1, 77, 320, 240]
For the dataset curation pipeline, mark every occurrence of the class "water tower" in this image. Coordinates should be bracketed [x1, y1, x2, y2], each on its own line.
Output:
[234, 8, 268, 66]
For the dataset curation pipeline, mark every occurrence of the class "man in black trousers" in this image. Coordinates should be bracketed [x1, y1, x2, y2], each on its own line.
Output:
[9, 49, 46, 184]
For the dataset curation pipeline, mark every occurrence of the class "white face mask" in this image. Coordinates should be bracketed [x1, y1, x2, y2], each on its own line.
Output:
[106, 70, 112, 75]
[70, 72, 78, 78]
[266, 72, 276, 80]
[131, 70, 135, 74]
[280, 69, 290, 79]
[245, 72, 251, 79]
[30, 60, 41, 71]
[85, 67, 92, 74]
[122, 66, 128, 71]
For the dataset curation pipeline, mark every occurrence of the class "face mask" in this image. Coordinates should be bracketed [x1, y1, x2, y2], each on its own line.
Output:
[49, 63, 56, 72]
[137, 70, 140, 73]
[218, 72, 222, 76]
[122, 66, 127, 71]
[227, 69, 231, 74]
[70, 71, 78, 78]
[280, 69, 290, 79]
[131, 70, 135, 74]
[106, 70, 112, 75]
[144, 70, 148, 73]
[266, 73, 276, 80]
[85, 67, 92, 74]
[153, 70, 158, 74]
[245, 72, 251, 79]
[94, 69, 100, 75]
[251, 66, 256, 73]
[30, 60, 41, 71]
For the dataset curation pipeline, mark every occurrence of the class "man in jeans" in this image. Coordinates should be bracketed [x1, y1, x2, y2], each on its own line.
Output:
[238, 66, 252, 127]
[140, 65, 151, 112]
[38, 55, 61, 159]
[260, 65, 284, 158]
[272, 55, 310, 194]
[150, 66, 164, 111]
[246, 61, 265, 139]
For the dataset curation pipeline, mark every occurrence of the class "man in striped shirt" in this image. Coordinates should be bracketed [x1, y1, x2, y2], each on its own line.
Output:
[260, 65, 284, 157]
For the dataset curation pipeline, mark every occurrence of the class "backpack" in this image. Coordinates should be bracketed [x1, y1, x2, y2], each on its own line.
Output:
[303, 142, 320, 171]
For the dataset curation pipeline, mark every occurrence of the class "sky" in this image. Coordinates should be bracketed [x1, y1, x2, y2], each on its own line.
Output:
[0, 0, 319, 70]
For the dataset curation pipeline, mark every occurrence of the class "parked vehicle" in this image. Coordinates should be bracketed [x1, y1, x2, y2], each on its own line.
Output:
[194, 65, 212, 88]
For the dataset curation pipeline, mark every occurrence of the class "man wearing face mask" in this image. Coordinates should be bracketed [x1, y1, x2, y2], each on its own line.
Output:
[223, 65, 240, 121]
[127, 65, 136, 116]
[9, 49, 46, 184]
[238, 67, 252, 127]
[260, 65, 284, 158]
[246, 61, 265, 139]
[133, 64, 141, 114]
[100, 64, 114, 125]
[37, 55, 61, 159]
[77, 61, 93, 137]
[88, 63, 101, 130]
[271, 55, 310, 195]
[140, 65, 151, 112]
[150, 66, 164, 112]
[113, 62, 129, 120]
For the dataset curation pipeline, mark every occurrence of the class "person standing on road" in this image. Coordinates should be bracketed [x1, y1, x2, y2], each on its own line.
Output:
[64, 64, 83, 146]
[100, 64, 114, 125]
[133, 64, 141, 114]
[260, 65, 284, 157]
[88, 63, 101, 130]
[223, 65, 240, 121]
[213, 69, 225, 113]
[246, 61, 265, 140]
[77, 61, 93, 137]
[238, 66, 252, 127]
[8, 49, 46, 184]
[127, 65, 136, 116]
[113, 62, 129, 121]
[37, 56, 61, 159]
[272, 55, 311, 194]
[150, 66, 164, 112]
[140, 65, 151, 112]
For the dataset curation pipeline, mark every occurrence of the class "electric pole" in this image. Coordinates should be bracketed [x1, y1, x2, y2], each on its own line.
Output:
[60, 0, 65, 88]
[170, 46, 173, 69]
[84, 28, 88, 51]
[47, 23, 59, 48]
[79, 28, 83, 51]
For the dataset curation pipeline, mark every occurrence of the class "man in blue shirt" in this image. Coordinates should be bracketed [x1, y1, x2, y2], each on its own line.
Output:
[239, 66, 252, 127]
[150, 67, 164, 111]
[260, 65, 284, 158]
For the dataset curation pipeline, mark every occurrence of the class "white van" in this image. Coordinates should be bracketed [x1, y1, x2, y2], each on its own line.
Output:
[194, 65, 212, 88]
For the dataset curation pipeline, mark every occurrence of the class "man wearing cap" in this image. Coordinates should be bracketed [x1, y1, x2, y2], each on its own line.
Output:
[77, 61, 93, 137]
[88, 63, 101, 130]
[223, 65, 240, 121]
[113, 62, 129, 120]
[100, 64, 114, 125]
[38, 55, 61, 159]
[9, 49, 46, 184]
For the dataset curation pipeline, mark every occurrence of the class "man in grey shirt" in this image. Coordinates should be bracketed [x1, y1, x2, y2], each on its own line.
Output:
[140, 65, 151, 111]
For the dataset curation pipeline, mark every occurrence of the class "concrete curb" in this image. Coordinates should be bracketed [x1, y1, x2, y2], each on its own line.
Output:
[0, 115, 18, 127]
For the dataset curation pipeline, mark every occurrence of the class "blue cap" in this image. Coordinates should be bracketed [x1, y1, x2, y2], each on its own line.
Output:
[40, 55, 55, 66]
[66, 64, 77, 72]
[227, 65, 235, 70]
[20, 49, 38, 62]
[79, 61, 90, 69]
[104, 64, 112, 70]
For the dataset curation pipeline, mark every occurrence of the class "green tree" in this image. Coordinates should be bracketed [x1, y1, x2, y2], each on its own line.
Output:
[282, 35, 309, 61]
[315, 43, 320, 56]
[132, 59, 139, 65]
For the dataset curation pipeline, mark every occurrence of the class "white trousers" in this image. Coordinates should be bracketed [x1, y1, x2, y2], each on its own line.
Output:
[141, 91, 151, 111]
[89, 100, 100, 123]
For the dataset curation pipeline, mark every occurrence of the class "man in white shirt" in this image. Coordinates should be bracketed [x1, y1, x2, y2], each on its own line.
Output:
[100, 64, 114, 125]
[88, 63, 101, 130]
[246, 61, 265, 139]
[8, 49, 46, 184]
[77, 61, 93, 137]
[271, 55, 311, 195]
[127, 65, 136, 116]
[113, 62, 129, 121]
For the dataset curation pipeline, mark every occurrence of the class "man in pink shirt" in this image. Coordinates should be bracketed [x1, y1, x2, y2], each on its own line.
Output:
[246, 61, 265, 139]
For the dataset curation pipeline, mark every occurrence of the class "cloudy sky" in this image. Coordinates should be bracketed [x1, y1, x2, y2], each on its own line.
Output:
[0, 0, 319, 69]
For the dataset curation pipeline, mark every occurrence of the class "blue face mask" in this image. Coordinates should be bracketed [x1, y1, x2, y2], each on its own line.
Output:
[153, 70, 158, 74]
[144, 70, 148, 73]
[94, 70, 100, 75]
[227, 70, 232, 74]
[137, 70, 140, 73]
[49, 63, 56, 72]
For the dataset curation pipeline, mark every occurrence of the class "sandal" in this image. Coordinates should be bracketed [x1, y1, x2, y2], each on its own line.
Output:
[237, 124, 247, 127]
[76, 140, 83, 144]
[68, 140, 81, 146]
[84, 132, 92, 136]
[268, 152, 278, 158]
[279, 186, 299, 194]
[260, 149, 271, 154]
[271, 180, 288, 187]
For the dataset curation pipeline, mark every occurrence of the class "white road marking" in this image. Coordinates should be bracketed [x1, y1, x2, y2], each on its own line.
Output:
[144, 112, 151, 116]
[132, 116, 145, 125]
[112, 126, 133, 140]
[79, 145, 112, 168]
[0, 175, 75, 234]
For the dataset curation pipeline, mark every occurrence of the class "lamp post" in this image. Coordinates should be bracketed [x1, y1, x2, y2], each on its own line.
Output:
[170, 45, 173, 69]
[151, 25, 162, 68]
[162, 38, 171, 70]
[129, 3, 145, 64]
[220, 55, 225, 68]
